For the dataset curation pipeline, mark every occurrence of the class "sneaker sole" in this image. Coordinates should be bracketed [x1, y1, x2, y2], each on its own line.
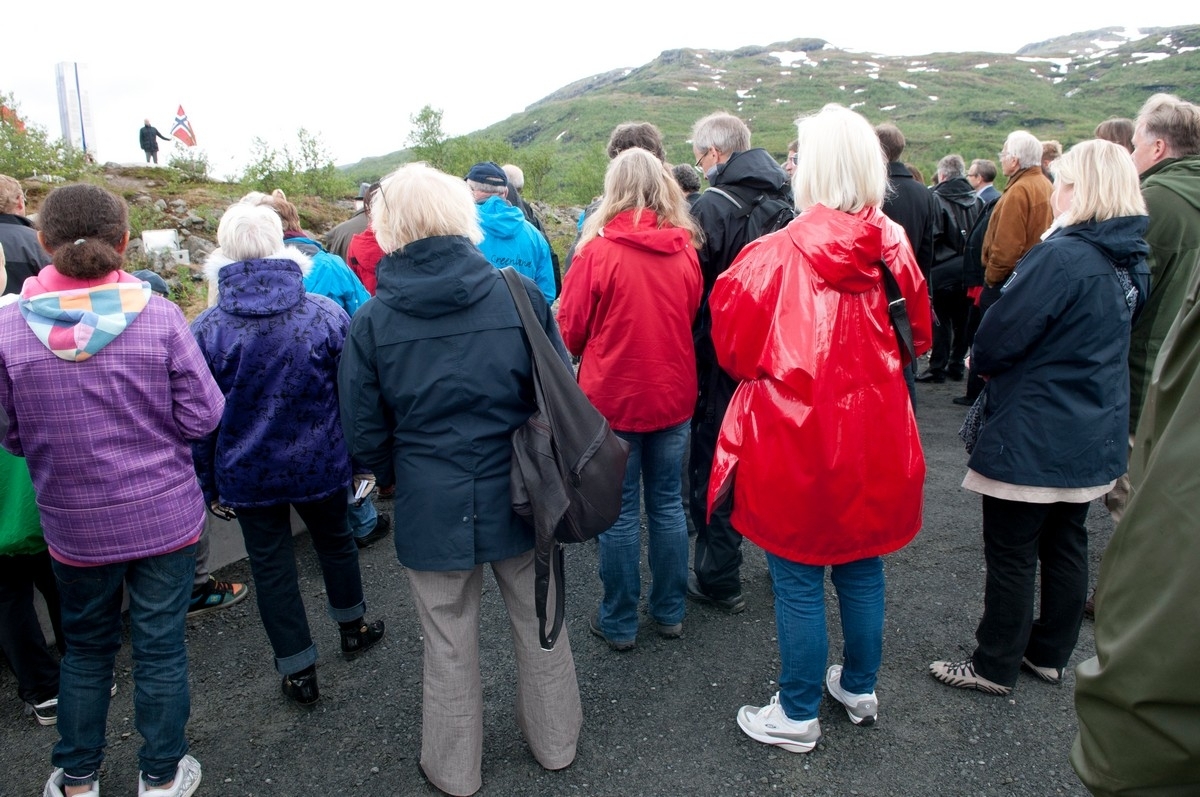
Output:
[929, 666, 1012, 696]
[34, 683, 117, 726]
[1021, 657, 1064, 685]
[825, 666, 878, 726]
[187, 587, 249, 619]
[736, 711, 819, 753]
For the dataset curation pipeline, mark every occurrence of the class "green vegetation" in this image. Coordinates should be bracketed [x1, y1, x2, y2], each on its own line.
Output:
[0, 91, 90, 180]
[242, 128, 355, 200]
[342, 26, 1200, 204]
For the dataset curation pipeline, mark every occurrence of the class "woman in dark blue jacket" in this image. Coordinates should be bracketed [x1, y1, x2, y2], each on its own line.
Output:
[192, 202, 384, 707]
[338, 163, 581, 797]
[931, 140, 1150, 696]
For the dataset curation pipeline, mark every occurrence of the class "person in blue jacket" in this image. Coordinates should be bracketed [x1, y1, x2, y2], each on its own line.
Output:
[465, 161, 556, 302]
[931, 139, 1151, 696]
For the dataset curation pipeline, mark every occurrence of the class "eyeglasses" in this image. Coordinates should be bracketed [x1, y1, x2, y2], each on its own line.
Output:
[967, 172, 978, 177]
[695, 149, 708, 168]
[998, 151, 1010, 160]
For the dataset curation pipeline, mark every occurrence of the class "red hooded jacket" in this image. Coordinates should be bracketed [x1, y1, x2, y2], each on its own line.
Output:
[707, 204, 931, 565]
[557, 209, 702, 433]
[347, 226, 385, 296]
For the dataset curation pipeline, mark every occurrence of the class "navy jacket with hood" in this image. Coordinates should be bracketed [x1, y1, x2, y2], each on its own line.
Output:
[191, 249, 353, 507]
[338, 235, 568, 571]
[969, 216, 1151, 488]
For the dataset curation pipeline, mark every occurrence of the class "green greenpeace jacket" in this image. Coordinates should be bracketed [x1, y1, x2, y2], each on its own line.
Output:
[1071, 258, 1200, 796]
[0, 448, 45, 556]
[1128, 155, 1200, 433]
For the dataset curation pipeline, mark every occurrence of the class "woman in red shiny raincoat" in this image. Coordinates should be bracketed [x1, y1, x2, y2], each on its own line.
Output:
[709, 104, 931, 753]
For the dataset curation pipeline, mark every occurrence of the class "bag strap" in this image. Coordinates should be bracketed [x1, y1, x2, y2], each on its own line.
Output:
[498, 267, 568, 650]
[878, 261, 917, 366]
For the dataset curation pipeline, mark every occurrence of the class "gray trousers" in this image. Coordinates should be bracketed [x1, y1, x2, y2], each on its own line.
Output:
[406, 549, 582, 796]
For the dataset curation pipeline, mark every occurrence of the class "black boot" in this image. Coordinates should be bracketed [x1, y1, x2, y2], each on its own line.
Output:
[340, 618, 385, 660]
[282, 665, 319, 707]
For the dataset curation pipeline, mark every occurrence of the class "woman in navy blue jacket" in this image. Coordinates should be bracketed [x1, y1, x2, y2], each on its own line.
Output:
[192, 202, 384, 707]
[338, 163, 581, 797]
[931, 139, 1151, 696]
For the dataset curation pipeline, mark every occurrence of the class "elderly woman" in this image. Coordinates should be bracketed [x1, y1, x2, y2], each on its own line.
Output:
[192, 202, 384, 708]
[0, 184, 222, 797]
[931, 139, 1150, 695]
[338, 163, 582, 797]
[557, 147, 703, 651]
[707, 104, 931, 752]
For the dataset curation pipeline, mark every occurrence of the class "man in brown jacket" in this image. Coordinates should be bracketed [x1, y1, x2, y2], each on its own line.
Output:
[981, 130, 1054, 294]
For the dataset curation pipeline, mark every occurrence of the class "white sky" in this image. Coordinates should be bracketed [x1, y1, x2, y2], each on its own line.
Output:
[2, 1, 1195, 179]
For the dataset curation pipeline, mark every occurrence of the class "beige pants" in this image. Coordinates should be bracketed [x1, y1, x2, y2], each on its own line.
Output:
[406, 550, 582, 796]
[1103, 436, 1136, 524]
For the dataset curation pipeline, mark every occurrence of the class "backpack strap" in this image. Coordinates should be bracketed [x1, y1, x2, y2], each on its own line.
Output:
[705, 186, 756, 220]
[879, 261, 917, 366]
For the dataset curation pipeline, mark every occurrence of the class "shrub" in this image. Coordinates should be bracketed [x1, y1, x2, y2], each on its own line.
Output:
[241, 128, 354, 200]
[0, 91, 90, 180]
[167, 145, 212, 181]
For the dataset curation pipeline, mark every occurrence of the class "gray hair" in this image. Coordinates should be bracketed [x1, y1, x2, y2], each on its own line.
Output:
[937, 154, 966, 181]
[218, 202, 285, 261]
[466, 179, 507, 197]
[691, 112, 751, 155]
[1137, 93, 1200, 157]
[502, 164, 525, 190]
[1004, 131, 1042, 169]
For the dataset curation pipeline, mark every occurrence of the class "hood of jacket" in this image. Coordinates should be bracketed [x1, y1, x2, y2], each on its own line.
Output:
[599, 209, 692, 254]
[933, 177, 979, 209]
[788, 204, 894, 294]
[375, 235, 497, 320]
[1140, 155, 1200, 213]
[17, 265, 150, 361]
[476, 195, 527, 241]
[204, 246, 314, 317]
[711, 148, 790, 194]
[1051, 215, 1151, 270]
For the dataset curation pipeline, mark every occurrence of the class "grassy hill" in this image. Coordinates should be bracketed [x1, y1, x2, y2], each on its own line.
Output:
[343, 25, 1200, 203]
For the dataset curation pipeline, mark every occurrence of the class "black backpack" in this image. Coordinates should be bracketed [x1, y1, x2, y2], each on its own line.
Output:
[706, 183, 796, 241]
[962, 196, 999, 289]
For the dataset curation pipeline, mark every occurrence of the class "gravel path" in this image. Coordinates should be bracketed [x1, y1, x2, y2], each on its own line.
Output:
[0, 376, 1107, 796]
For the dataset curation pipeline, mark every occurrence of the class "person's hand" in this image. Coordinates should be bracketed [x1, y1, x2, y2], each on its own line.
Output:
[209, 500, 237, 521]
[352, 473, 377, 506]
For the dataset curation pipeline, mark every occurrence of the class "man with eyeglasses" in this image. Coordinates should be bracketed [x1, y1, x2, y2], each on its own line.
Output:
[966, 159, 1001, 202]
[0, 175, 50, 296]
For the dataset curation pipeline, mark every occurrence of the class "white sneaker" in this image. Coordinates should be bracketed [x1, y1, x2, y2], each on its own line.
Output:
[825, 664, 879, 726]
[44, 769, 98, 797]
[138, 755, 201, 797]
[735, 693, 821, 753]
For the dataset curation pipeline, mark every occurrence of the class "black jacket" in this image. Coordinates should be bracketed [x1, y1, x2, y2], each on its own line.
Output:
[338, 235, 568, 571]
[930, 177, 984, 291]
[882, 162, 939, 279]
[139, 125, 170, 152]
[0, 214, 50, 295]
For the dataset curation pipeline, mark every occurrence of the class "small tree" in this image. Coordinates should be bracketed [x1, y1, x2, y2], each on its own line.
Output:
[240, 128, 353, 199]
[407, 105, 448, 170]
[0, 91, 89, 179]
[167, 144, 211, 181]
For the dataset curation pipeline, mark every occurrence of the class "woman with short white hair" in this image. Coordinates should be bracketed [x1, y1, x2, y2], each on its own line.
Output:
[931, 139, 1150, 696]
[707, 104, 932, 753]
[339, 163, 582, 797]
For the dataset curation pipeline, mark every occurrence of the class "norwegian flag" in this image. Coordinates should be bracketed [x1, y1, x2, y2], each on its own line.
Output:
[170, 105, 196, 147]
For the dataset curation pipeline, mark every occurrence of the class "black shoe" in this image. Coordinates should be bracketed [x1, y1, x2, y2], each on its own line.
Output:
[947, 368, 965, 381]
[686, 573, 746, 614]
[282, 667, 320, 707]
[340, 618, 385, 660]
[353, 513, 391, 549]
[915, 370, 946, 383]
[952, 395, 976, 406]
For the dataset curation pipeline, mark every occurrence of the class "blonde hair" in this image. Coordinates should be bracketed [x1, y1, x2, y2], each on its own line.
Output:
[578, 148, 703, 249]
[1052, 139, 1147, 227]
[0, 174, 22, 214]
[371, 163, 482, 254]
[792, 104, 886, 213]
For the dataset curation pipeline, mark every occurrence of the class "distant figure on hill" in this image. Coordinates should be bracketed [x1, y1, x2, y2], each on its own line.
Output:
[139, 119, 171, 164]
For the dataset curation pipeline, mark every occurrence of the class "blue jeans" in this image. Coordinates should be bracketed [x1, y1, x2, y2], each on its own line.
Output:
[596, 421, 690, 642]
[51, 545, 195, 788]
[236, 491, 366, 676]
[767, 553, 885, 721]
[347, 488, 378, 539]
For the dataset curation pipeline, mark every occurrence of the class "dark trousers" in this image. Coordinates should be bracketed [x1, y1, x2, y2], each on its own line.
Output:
[236, 491, 366, 675]
[0, 551, 63, 704]
[972, 496, 1090, 686]
[930, 287, 970, 377]
[963, 284, 1003, 400]
[689, 368, 743, 600]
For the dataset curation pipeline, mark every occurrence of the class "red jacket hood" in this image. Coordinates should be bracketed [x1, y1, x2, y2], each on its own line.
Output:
[787, 204, 891, 293]
[599, 209, 692, 255]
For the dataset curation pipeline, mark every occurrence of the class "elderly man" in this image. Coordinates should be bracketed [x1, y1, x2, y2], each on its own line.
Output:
[980, 131, 1053, 297]
[687, 111, 792, 615]
[467, 161, 555, 302]
[0, 175, 51, 295]
[967, 159, 1001, 202]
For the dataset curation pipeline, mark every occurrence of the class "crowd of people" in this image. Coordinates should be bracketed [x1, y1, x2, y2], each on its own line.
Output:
[1, 91, 1198, 797]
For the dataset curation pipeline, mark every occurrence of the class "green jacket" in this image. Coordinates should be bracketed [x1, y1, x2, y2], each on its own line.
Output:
[0, 448, 45, 556]
[1128, 156, 1200, 433]
[1071, 260, 1200, 796]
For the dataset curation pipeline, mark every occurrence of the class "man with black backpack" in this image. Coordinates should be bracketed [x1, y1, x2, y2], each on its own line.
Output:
[918, 155, 984, 383]
[687, 112, 794, 615]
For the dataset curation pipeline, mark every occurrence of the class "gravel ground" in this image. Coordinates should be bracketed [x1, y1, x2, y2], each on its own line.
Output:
[0, 376, 1109, 797]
